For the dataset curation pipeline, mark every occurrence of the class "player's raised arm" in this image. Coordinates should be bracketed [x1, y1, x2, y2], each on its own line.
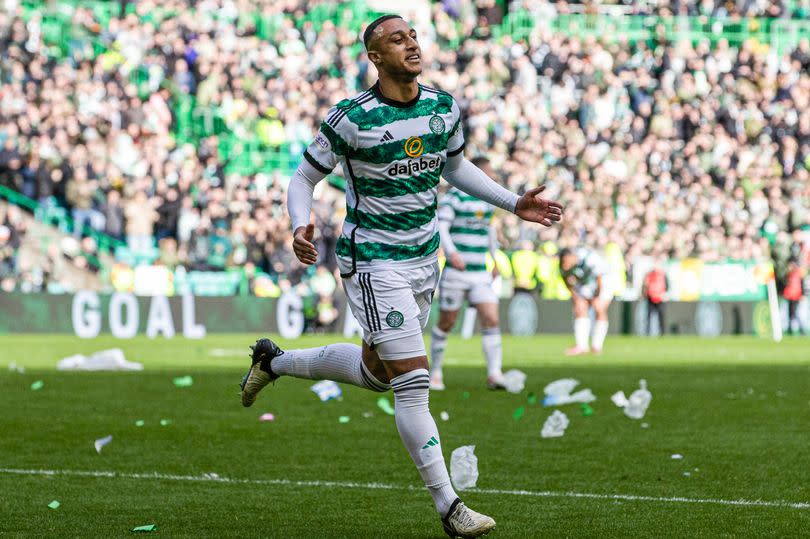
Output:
[443, 154, 563, 226]
[441, 95, 562, 226]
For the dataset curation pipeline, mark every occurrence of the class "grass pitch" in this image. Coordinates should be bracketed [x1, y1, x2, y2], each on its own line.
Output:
[1, 334, 809, 538]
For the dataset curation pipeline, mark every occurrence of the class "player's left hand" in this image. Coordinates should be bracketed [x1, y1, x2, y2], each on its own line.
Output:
[292, 224, 318, 265]
[449, 252, 466, 271]
[514, 185, 563, 226]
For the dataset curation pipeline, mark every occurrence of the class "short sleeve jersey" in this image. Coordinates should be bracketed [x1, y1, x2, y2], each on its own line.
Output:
[303, 82, 465, 274]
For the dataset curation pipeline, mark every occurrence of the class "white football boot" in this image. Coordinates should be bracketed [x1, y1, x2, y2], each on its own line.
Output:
[442, 499, 496, 538]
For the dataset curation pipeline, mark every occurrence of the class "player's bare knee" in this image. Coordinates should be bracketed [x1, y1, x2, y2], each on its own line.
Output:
[362, 342, 390, 384]
[593, 300, 610, 320]
[382, 356, 430, 379]
[477, 303, 499, 328]
[437, 310, 458, 332]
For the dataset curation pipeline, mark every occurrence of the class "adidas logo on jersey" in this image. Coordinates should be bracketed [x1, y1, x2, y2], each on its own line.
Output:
[379, 130, 394, 142]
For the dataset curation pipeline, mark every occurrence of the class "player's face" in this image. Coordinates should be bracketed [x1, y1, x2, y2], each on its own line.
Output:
[370, 19, 422, 80]
[560, 254, 577, 273]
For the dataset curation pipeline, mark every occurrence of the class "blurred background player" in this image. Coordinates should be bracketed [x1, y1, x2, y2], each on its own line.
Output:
[429, 156, 505, 391]
[783, 258, 807, 336]
[642, 259, 669, 336]
[559, 247, 612, 355]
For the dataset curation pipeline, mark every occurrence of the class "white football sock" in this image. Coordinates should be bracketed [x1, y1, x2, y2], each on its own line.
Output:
[574, 318, 590, 349]
[592, 320, 609, 350]
[481, 327, 502, 378]
[391, 369, 457, 516]
[271, 344, 389, 392]
[429, 326, 448, 378]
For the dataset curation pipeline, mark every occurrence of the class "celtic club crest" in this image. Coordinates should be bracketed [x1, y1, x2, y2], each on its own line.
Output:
[386, 311, 404, 327]
[429, 114, 445, 135]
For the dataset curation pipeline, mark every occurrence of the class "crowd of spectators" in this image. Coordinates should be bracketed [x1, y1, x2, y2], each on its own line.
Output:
[0, 204, 24, 293]
[0, 0, 809, 301]
[0, 201, 105, 293]
[514, 0, 810, 18]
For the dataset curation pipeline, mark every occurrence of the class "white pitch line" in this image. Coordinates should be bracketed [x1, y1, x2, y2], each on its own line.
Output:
[1, 468, 808, 510]
[207, 348, 246, 357]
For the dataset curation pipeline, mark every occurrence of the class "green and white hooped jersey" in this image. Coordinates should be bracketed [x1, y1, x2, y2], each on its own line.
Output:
[303, 82, 465, 275]
[438, 187, 493, 273]
[563, 247, 608, 298]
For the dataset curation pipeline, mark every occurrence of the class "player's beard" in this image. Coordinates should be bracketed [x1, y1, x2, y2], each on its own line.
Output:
[384, 57, 421, 82]
[389, 66, 420, 83]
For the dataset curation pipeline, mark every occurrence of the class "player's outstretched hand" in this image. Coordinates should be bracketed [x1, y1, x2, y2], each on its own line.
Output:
[514, 185, 563, 227]
[293, 224, 318, 265]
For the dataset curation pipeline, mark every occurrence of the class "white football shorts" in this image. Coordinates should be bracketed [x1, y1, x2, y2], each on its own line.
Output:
[342, 262, 439, 360]
[437, 267, 498, 311]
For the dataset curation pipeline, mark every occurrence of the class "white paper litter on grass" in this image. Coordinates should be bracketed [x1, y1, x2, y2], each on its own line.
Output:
[543, 378, 596, 406]
[612, 380, 652, 419]
[58, 349, 143, 371]
[440, 411, 450, 421]
[671, 454, 683, 460]
[94, 435, 113, 454]
[502, 369, 527, 394]
[310, 380, 342, 402]
[611, 391, 629, 407]
[544, 378, 579, 397]
[450, 445, 479, 490]
[541, 410, 570, 438]
[8, 362, 24, 374]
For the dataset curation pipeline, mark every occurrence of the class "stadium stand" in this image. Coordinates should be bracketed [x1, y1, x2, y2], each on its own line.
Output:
[0, 0, 808, 300]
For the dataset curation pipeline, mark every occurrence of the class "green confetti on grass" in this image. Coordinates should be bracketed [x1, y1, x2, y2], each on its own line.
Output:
[461, 391, 470, 400]
[527, 392, 537, 405]
[172, 376, 193, 387]
[31, 380, 44, 391]
[132, 524, 157, 532]
[581, 403, 594, 417]
[135, 420, 145, 427]
[338, 416, 350, 424]
[376, 397, 395, 416]
[160, 419, 172, 426]
[513, 406, 525, 421]
[47, 500, 60, 509]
